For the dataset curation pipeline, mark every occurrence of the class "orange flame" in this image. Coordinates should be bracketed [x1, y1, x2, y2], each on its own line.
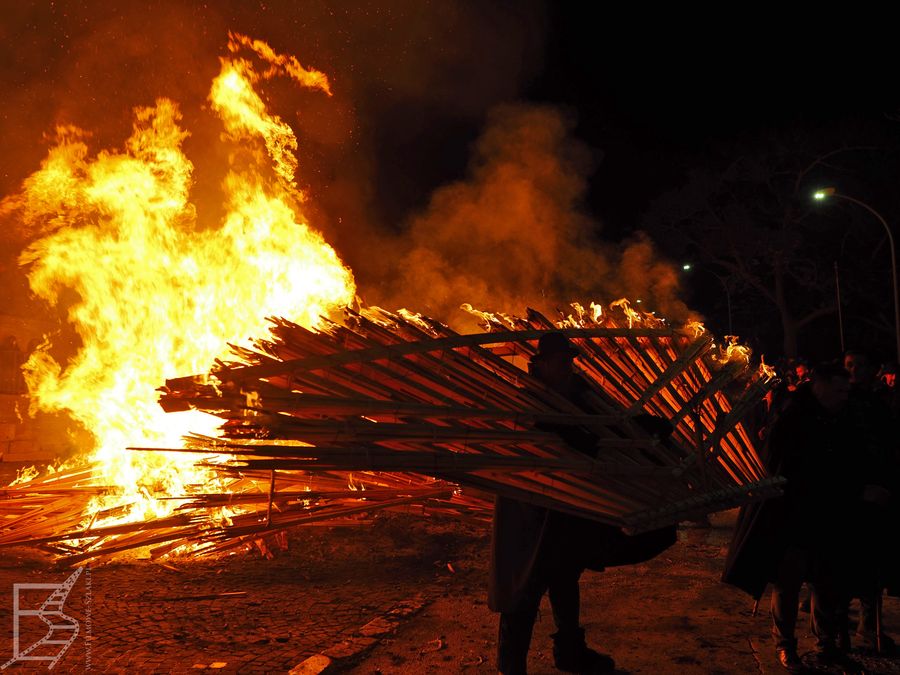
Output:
[683, 319, 707, 339]
[608, 298, 664, 329]
[759, 356, 777, 381]
[6, 37, 355, 528]
[711, 335, 751, 367]
[460, 303, 517, 330]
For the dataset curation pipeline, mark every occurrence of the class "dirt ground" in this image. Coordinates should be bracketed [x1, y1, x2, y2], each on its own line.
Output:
[1, 502, 898, 674]
[340, 509, 900, 675]
[0, 511, 481, 673]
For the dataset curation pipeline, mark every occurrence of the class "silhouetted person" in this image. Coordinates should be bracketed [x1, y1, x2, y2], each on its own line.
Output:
[876, 360, 900, 419]
[791, 359, 810, 391]
[489, 332, 676, 674]
[723, 363, 860, 672]
[844, 350, 878, 388]
[878, 361, 898, 387]
[489, 333, 615, 674]
[839, 349, 897, 653]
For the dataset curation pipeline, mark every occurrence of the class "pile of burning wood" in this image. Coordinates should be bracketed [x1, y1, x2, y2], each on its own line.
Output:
[1, 301, 782, 565]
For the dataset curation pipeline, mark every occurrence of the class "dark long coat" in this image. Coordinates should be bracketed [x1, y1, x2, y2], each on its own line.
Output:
[721, 385, 859, 599]
[488, 376, 676, 613]
[488, 500, 676, 612]
[844, 384, 900, 597]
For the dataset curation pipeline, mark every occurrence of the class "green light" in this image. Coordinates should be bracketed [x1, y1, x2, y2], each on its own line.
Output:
[682, 263, 692, 271]
[813, 187, 835, 200]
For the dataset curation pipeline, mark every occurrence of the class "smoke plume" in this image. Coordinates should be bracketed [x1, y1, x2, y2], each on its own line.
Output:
[1, 1, 689, 333]
[373, 104, 689, 327]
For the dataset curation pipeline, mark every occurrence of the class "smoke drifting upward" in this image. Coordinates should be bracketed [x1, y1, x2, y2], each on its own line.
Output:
[1, 1, 545, 306]
[375, 104, 690, 327]
[2, 1, 690, 334]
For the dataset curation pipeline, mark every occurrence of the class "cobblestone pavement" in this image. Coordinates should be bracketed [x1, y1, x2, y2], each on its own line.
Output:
[1, 504, 899, 674]
[0, 516, 482, 673]
[344, 511, 900, 675]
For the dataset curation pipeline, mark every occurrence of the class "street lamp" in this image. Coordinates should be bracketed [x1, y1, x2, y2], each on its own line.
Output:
[813, 187, 900, 362]
[683, 263, 733, 335]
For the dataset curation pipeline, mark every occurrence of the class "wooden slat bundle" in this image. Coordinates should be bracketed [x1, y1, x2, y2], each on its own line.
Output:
[1, 462, 483, 564]
[158, 301, 782, 533]
[0, 469, 111, 550]
[1, 300, 781, 564]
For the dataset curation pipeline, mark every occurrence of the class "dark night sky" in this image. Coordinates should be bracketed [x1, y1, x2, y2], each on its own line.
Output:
[2, 3, 898, 234]
[529, 8, 900, 359]
[529, 7, 900, 234]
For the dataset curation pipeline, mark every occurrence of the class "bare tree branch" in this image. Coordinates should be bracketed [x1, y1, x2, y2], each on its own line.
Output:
[796, 305, 836, 330]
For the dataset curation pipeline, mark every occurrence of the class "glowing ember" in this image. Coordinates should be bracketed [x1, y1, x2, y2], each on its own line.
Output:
[683, 319, 707, 338]
[608, 298, 664, 329]
[759, 356, 777, 381]
[711, 335, 752, 366]
[459, 303, 519, 331]
[4, 35, 355, 528]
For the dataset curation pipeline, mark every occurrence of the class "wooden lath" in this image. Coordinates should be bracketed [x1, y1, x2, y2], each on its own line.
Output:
[1, 301, 782, 564]
[157, 302, 781, 533]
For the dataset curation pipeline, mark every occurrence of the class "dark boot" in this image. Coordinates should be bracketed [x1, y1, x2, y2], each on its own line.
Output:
[498, 609, 537, 675]
[856, 630, 897, 655]
[837, 629, 851, 653]
[813, 642, 862, 672]
[775, 645, 803, 673]
[551, 627, 615, 674]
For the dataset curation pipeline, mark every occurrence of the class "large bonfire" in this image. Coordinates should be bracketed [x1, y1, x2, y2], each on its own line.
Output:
[1, 35, 779, 565]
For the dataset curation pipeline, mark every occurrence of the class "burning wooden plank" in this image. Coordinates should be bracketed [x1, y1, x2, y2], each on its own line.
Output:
[158, 301, 780, 533]
[1, 300, 780, 563]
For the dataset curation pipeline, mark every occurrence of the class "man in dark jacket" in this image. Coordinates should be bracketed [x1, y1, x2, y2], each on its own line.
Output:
[722, 363, 858, 672]
[489, 332, 675, 674]
[841, 350, 897, 653]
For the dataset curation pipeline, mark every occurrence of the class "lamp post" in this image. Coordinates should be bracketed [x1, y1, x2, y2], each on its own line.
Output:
[682, 263, 733, 334]
[833, 260, 845, 353]
[814, 187, 900, 362]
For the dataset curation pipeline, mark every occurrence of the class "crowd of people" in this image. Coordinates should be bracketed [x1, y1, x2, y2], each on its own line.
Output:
[489, 335, 898, 674]
[723, 350, 899, 672]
